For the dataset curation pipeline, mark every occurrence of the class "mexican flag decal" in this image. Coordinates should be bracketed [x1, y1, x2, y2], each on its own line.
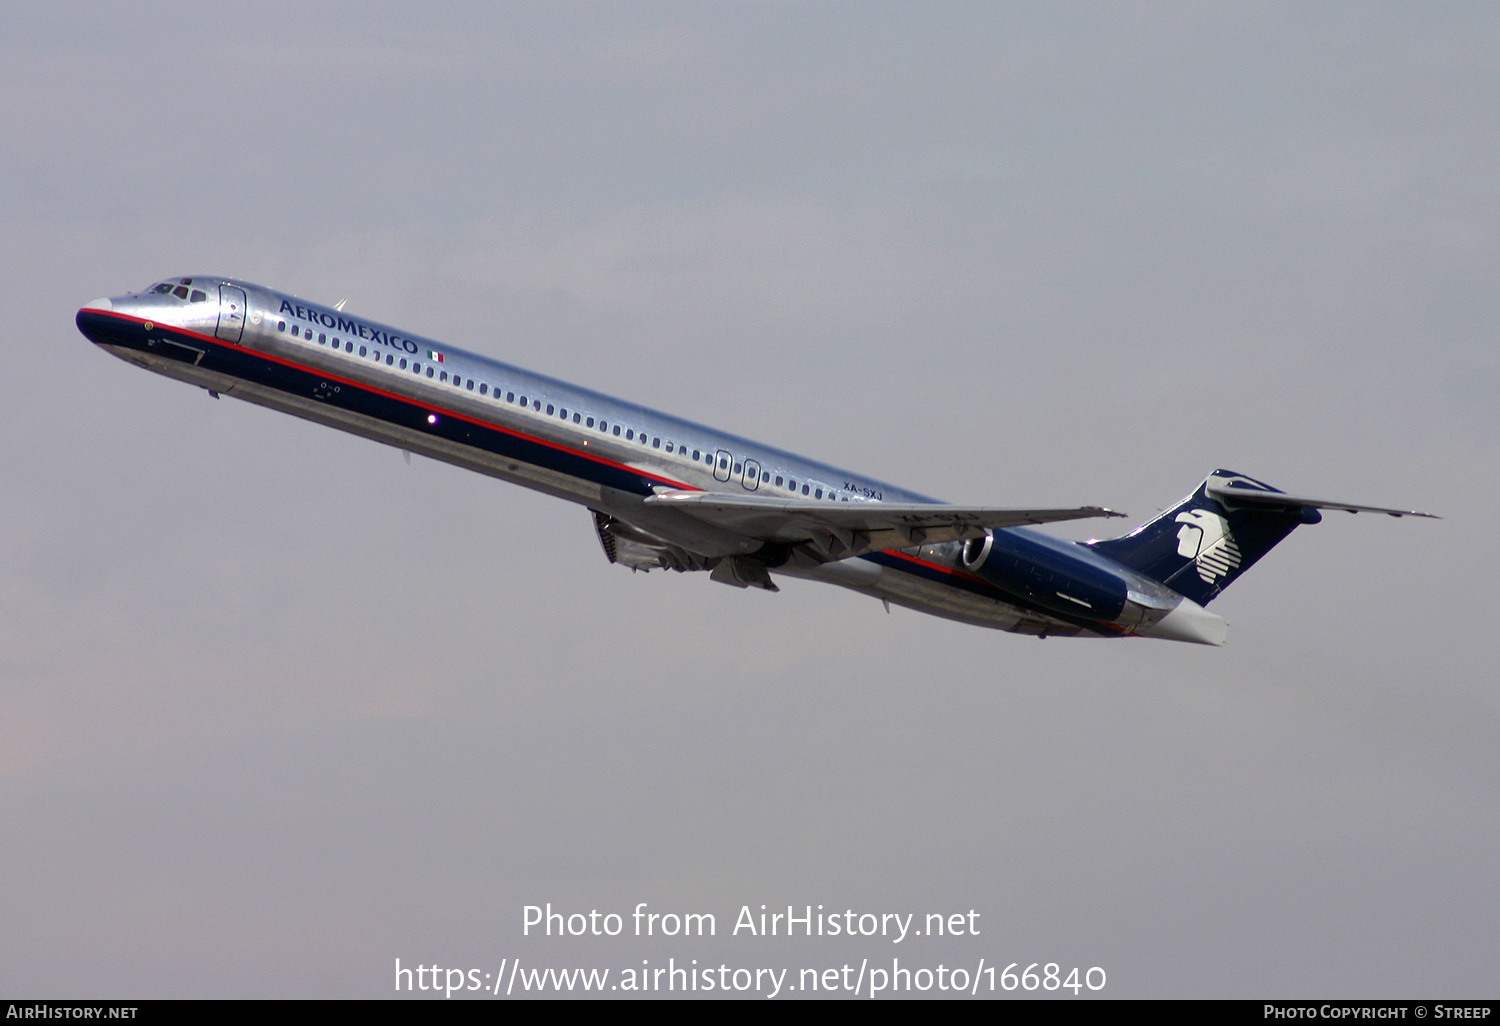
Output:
[428, 350, 445, 363]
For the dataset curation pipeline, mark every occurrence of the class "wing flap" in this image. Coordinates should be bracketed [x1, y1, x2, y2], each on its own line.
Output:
[643, 490, 1124, 558]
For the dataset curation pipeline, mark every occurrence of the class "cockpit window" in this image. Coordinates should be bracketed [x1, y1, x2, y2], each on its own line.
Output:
[146, 278, 200, 299]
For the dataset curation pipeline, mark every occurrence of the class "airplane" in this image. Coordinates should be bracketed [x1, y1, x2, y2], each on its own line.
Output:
[75, 276, 1435, 646]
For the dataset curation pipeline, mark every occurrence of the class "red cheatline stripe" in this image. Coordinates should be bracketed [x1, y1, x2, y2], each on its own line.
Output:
[84, 309, 698, 492]
[887, 549, 991, 585]
[84, 309, 1122, 633]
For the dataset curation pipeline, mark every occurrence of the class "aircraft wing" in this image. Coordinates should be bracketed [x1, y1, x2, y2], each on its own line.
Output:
[643, 489, 1125, 559]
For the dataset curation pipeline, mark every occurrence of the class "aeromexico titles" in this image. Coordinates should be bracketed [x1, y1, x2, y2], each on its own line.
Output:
[75, 277, 1435, 646]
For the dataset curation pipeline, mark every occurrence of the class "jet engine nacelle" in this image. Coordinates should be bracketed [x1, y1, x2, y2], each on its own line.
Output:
[961, 529, 1128, 622]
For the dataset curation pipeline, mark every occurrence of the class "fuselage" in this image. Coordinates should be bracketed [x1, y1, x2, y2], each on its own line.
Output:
[76, 276, 1223, 644]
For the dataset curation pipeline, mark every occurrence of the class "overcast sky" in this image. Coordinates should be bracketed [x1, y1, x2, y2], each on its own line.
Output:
[2, 1, 1496, 999]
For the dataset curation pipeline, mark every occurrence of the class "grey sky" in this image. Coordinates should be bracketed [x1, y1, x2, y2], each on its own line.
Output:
[2, 1, 1496, 998]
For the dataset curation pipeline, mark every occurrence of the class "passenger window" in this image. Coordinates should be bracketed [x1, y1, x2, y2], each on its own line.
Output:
[277, 321, 285, 331]
[386, 355, 394, 365]
[814, 488, 821, 498]
[359, 346, 367, 357]
[559, 408, 566, 418]
[613, 426, 621, 436]
[665, 442, 673, 453]
[426, 367, 434, 377]
[653, 437, 661, 448]
[586, 416, 593, 427]
[319, 333, 326, 343]
[440, 371, 448, 383]
[507, 392, 515, 402]
[776, 476, 783, 487]
[400, 358, 407, 369]
[572, 412, 580, 423]
[762, 471, 770, 482]
[546, 404, 554, 415]
[345, 342, 354, 353]
[480, 384, 488, 396]
[626, 429, 634, 440]
[467, 380, 474, 390]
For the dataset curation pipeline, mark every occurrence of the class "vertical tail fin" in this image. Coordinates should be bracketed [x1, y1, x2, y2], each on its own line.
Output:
[1084, 470, 1319, 606]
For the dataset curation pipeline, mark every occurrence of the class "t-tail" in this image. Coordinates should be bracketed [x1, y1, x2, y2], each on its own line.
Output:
[1085, 469, 1436, 609]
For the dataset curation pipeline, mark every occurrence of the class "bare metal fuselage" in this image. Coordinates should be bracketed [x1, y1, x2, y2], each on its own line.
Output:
[88, 276, 1410, 646]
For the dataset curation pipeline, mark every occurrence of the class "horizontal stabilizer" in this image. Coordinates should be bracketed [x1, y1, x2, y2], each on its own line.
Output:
[645, 490, 1123, 560]
[1088, 469, 1435, 607]
[1206, 481, 1437, 518]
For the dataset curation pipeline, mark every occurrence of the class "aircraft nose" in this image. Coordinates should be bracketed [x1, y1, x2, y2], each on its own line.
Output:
[76, 296, 127, 348]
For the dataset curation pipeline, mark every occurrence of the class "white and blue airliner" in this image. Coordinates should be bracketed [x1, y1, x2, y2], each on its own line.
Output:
[76, 277, 1433, 646]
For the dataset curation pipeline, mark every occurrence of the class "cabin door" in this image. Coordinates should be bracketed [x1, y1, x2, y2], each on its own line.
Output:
[216, 285, 247, 343]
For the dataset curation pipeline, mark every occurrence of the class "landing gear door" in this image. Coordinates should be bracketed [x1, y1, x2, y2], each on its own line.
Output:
[216, 285, 247, 343]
